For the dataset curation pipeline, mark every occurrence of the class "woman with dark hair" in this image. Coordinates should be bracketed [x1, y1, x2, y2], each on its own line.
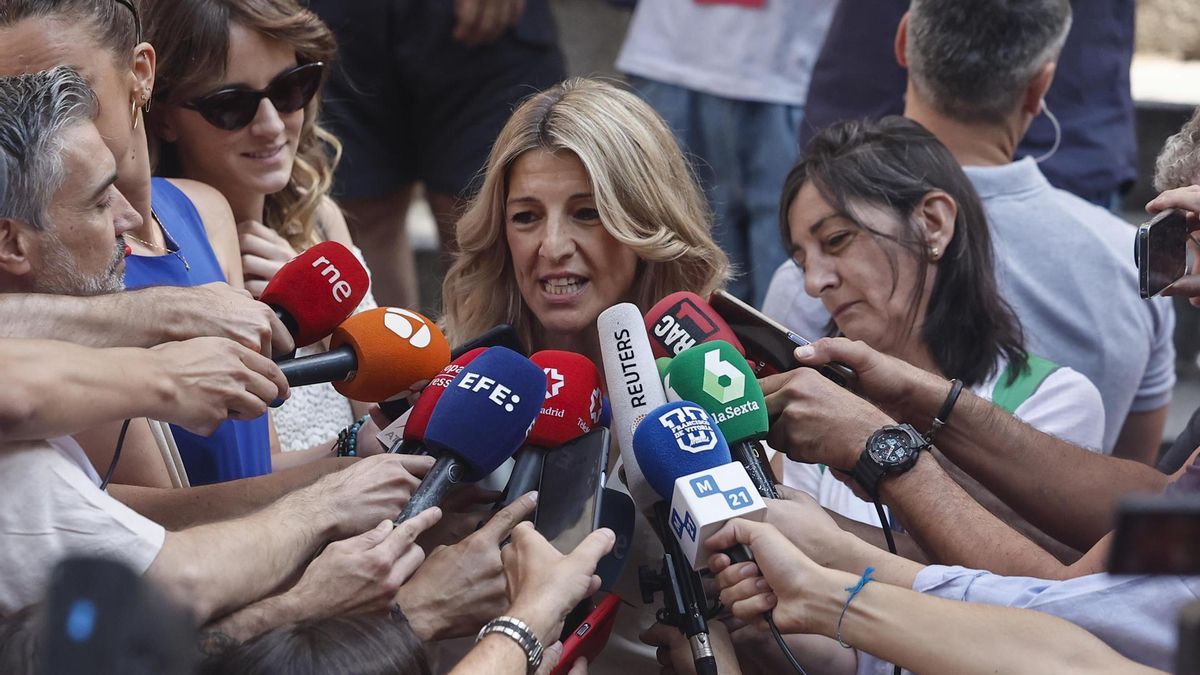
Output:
[141, 0, 380, 462]
[201, 614, 432, 675]
[778, 117, 1104, 526]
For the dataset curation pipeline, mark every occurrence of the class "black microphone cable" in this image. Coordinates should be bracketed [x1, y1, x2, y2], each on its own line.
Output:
[99, 418, 132, 491]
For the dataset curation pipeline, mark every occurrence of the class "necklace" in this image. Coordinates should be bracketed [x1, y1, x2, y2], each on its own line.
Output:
[125, 208, 190, 271]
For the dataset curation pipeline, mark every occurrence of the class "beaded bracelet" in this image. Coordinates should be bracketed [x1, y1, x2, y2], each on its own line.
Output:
[836, 566, 876, 648]
[335, 415, 370, 457]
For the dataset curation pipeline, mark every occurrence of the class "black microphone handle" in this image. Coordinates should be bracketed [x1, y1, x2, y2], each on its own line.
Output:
[277, 345, 357, 387]
[496, 444, 545, 509]
[731, 440, 779, 499]
[387, 437, 430, 455]
[653, 503, 716, 674]
[271, 306, 300, 362]
[396, 454, 464, 524]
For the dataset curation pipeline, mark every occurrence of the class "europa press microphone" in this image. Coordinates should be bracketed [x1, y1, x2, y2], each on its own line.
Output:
[664, 340, 779, 499]
[496, 350, 605, 509]
[396, 347, 546, 523]
[259, 240, 369, 355]
[277, 307, 451, 402]
[379, 348, 488, 454]
[596, 303, 718, 675]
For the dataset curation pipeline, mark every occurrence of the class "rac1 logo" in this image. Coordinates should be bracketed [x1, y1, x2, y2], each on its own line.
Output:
[652, 298, 718, 355]
[457, 372, 523, 412]
[383, 308, 434, 349]
[310, 255, 355, 303]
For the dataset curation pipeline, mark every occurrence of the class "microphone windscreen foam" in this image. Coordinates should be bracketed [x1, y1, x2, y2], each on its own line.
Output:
[404, 348, 488, 442]
[260, 241, 369, 347]
[644, 291, 746, 359]
[664, 340, 769, 444]
[424, 347, 547, 480]
[633, 401, 732, 502]
[528, 351, 605, 448]
[330, 307, 452, 402]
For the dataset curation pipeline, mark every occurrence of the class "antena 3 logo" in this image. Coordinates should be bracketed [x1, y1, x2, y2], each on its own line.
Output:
[702, 350, 745, 404]
[657, 405, 719, 454]
[383, 308, 433, 349]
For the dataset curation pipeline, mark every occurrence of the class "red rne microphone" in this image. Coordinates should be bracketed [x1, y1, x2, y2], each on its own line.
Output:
[644, 291, 747, 359]
[260, 241, 369, 348]
[380, 348, 488, 454]
[495, 351, 605, 509]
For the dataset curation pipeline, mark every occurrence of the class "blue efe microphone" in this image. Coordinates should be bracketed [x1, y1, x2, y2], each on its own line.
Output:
[396, 347, 547, 523]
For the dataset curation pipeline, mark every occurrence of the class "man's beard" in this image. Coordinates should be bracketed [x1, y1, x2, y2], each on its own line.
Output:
[31, 231, 126, 296]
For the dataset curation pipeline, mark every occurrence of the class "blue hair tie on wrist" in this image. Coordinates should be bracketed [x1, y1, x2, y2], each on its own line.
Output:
[836, 566, 875, 648]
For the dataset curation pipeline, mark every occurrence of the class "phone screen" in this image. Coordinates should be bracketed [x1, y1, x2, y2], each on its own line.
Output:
[1108, 493, 1200, 575]
[534, 427, 609, 554]
[1137, 209, 1191, 299]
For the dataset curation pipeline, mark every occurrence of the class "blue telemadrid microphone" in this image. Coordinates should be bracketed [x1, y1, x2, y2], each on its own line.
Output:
[396, 347, 547, 523]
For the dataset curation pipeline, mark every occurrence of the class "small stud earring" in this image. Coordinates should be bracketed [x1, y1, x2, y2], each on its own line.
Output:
[929, 246, 941, 261]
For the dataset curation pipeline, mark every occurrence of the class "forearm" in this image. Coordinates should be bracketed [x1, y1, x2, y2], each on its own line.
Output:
[270, 441, 338, 473]
[448, 634, 529, 675]
[824, 578, 1164, 675]
[146, 487, 336, 622]
[111, 457, 352, 529]
[881, 454, 1074, 579]
[901, 378, 1169, 549]
[828, 510, 930, 564]
[0, 291, 169, 347]
[0, 340, 172, 441]
[200, 590, 308, 646]
[1111, 407, 1168, 466]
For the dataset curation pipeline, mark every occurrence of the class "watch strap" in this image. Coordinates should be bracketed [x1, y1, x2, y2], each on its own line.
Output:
[852, 451, 887, 498]
[477, 615, 545, 674]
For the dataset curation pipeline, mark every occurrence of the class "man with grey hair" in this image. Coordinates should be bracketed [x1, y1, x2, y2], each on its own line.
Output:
[767, 0, 1174, 464]
[0, 67, 440, 649]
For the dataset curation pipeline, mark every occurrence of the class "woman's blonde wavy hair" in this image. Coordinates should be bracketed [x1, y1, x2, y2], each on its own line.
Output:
[143, 0, 339, 250]
[441, 78, 730, 348]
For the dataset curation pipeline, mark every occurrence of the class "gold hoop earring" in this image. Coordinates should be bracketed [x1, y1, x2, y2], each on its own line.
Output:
[131, 98, 140, 130]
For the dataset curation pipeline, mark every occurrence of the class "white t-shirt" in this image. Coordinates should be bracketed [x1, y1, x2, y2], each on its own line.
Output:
[616, 0, 837, 106]
[0, 437, 165, 614]
[783, 358, 1106, 527]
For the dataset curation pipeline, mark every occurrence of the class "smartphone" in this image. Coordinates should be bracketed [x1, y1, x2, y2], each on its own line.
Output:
[1136, 209, 1191, 299]
[552, 594, 622, 675]
[1107, 492, 1200, 575]
[534, 427, 610, 554]
[709, 289, 857, 389]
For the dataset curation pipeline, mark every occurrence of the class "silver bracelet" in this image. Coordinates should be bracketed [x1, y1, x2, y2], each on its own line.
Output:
[477, 615, 544, 674]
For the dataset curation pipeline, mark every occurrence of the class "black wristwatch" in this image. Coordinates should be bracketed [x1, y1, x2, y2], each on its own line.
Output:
[851, 424, 928, 497]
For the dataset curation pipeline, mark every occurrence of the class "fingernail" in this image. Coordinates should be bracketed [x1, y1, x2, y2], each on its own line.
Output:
[756, 579, 769, 591]
[740, 564, 755, 578]
[526, 490, 538, 505]
[795, 345, 815, 360]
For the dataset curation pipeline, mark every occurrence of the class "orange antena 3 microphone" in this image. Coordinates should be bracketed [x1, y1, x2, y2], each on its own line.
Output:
[277, 307, 451, 402]
[259, 241, 369, 348]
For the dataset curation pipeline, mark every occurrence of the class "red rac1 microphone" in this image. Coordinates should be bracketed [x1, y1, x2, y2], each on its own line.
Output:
[260, 241, 369, 349]
[644, 291, 747, 359]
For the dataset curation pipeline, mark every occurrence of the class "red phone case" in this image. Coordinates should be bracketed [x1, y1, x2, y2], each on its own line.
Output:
[552, 594, 622, 674]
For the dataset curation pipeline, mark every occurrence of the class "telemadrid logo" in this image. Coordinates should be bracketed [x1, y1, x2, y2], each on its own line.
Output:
[658, 405, 719, 454]
[702, 350, 745, 404]
[588, 387, 603, 425]
[544, 368, 565, 399]
[382, 308, 433, 349]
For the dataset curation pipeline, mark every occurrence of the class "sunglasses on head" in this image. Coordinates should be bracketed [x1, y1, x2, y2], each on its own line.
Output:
[182, 62, 326, 131]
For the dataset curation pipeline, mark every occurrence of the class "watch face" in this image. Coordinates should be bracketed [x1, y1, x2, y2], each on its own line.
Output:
[868, 428, 915, 466]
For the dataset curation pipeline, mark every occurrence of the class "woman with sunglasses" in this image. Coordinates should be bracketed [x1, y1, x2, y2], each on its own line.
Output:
[142, 0, 381, 459]
[0, 0, 297, 489]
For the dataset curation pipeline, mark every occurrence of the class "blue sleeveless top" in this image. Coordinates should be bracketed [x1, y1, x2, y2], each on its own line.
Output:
[123, 178, 272, 485]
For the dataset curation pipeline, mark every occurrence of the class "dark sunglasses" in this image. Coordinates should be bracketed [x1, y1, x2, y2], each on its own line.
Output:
[112, 0, 143, 45]
[182, 62, 326, 131]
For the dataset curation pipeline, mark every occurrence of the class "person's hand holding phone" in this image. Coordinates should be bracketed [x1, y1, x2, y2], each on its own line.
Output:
[1147, 185, 1200, 302]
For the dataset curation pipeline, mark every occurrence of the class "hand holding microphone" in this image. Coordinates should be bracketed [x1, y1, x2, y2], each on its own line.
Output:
[258, 239, 369, 350]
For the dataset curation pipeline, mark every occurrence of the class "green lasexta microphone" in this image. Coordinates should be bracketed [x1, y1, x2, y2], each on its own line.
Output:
[664, 340, 778, 498]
